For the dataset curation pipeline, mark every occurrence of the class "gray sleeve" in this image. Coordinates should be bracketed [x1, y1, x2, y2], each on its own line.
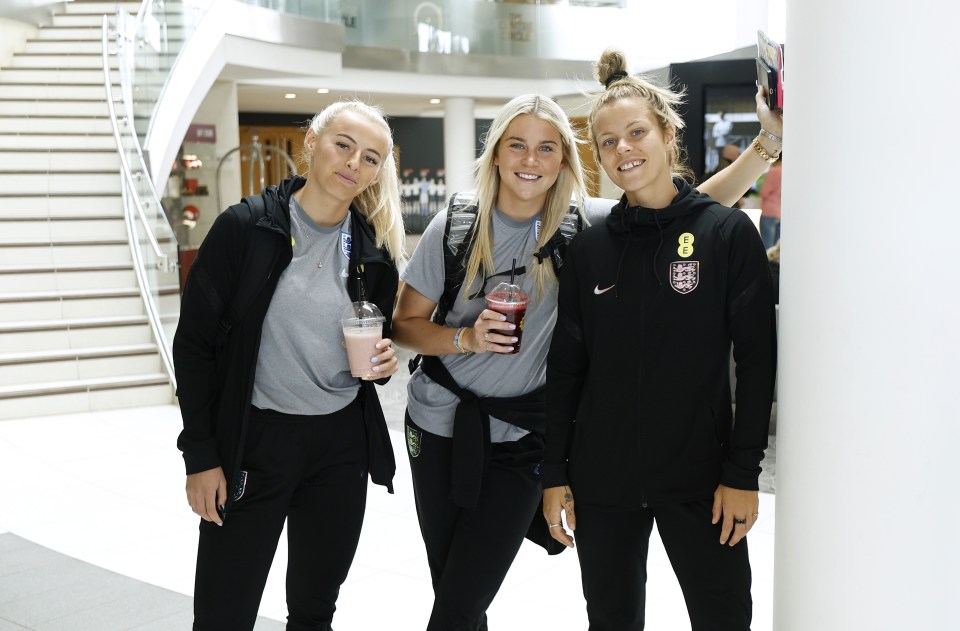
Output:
[584, 196, 617, 225]
[400, 209, 448, 302]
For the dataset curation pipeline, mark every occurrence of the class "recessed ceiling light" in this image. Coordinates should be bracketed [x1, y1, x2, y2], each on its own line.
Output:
[317, 88, 330, 94]
[429, 98, 441, 104]
[284, 93, 297, 99]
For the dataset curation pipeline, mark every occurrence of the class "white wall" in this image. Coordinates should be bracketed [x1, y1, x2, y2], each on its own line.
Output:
[0, 17, 37, 67]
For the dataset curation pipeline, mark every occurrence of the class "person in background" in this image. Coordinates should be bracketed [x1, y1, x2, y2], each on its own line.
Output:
[174, 101, 405, 631]
[543, 48, 778, 631]
[392, 82, 781, 629]
[760, 153, 783, 249]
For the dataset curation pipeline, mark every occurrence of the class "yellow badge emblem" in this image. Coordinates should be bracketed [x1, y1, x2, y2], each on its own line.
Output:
[677, 232, 695, 258]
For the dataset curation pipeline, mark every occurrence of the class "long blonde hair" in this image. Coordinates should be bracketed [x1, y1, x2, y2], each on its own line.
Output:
[589, 48, 693, 183]
[304, 101, 406, 263]
[463, 94, 587, 302]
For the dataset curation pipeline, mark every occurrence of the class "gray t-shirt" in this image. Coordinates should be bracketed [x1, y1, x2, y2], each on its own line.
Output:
[403, 207, 558, 442]
[252, 197, 359, 415]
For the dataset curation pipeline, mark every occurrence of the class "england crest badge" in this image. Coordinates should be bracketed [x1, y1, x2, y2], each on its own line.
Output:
[669, 261, 699, 294]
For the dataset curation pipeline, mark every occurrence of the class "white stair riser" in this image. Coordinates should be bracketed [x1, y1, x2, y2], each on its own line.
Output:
[0, 134, 116, 150]
[0, 84, 108, 99]
[0, 118, 112, 134]
[0, 353, 161, 385]
[0, 68, 121, 84]
[36, 27, 106, 41]
[0, 152, 120, 170]
[63, 3, 142, 15]
[0, 218, 127, 242]
[52, 14, 120, 28]
[0, 172, 119, 194]
[0, 383, 173, 420]
[0, 322, 151, 352]
[8, 55, 118, 70]
[0, 269, 135, 292]
[0, 195, 122, 215]
[0, 295, 143, 322]
[0, 101, 110, 116]
[0, 243, 132, 266]
[23, 40, 102, 54]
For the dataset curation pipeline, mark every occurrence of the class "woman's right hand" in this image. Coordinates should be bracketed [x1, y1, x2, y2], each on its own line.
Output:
[186, 467, 227, 526]
[543, 485, 576, 548]
[464, 309, 518, 354]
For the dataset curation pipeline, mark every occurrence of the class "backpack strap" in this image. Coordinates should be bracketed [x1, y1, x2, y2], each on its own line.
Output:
[532, 202, 584, 276]
[214, 195, 280, 348]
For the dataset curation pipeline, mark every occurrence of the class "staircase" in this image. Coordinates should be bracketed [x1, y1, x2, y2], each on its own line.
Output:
[0, 0, 176, 421]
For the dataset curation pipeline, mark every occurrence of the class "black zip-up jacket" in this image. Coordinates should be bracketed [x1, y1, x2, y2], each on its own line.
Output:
[542, 178, 776, 509]
[173, 176, 399, 508]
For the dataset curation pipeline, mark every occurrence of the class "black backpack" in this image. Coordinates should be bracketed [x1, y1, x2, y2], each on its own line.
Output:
[408, 192, 583, 372]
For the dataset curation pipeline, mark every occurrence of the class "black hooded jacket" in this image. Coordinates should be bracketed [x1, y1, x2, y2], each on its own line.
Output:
[173, 176, 399, 508]
[542, 178, 776, 509]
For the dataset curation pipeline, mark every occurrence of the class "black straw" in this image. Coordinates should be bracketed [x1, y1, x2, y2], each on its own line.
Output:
[510, 258, 516, 286]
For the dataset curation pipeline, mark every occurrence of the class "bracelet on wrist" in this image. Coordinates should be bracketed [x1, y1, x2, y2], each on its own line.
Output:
[751, 137, 780, 164]
[759, 128, 783, 144]
[453, 326, 474, 355]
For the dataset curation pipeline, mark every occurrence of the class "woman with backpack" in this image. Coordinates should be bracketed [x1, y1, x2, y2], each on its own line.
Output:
[173, 101, 405, 631]
[392, 88, 781, 630]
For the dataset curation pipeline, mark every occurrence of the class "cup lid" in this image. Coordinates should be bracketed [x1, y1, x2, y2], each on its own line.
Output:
[487, 281, 528, 303]
[341, 301, 385, 323]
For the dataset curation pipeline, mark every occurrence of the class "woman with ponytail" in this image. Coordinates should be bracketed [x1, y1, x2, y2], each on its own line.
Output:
[543, 49, 778, 630]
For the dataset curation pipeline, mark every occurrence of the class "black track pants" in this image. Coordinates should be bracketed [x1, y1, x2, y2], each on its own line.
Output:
[575, 499, 752, 631]
[405, 414, 543, 631]
[193, 401, 369, 631]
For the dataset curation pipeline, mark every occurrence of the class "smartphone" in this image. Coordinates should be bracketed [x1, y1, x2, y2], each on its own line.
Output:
[756, 29, 784, 111]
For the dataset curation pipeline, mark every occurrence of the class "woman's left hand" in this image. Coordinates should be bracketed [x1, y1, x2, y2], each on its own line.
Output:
[712, 484, 760, 546]
[362, 337, 398, 380]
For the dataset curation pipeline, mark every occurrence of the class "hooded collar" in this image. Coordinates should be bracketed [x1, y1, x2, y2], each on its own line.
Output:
[606, 177, 713, 237]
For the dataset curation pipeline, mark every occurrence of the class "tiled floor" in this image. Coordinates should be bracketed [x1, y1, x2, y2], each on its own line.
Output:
[0, 386, 776, 629]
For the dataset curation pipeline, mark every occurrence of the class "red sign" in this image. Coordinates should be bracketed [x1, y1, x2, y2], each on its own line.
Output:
[185, 124, 216, 143]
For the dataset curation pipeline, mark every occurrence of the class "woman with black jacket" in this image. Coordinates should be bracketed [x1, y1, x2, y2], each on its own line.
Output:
[173, 101, 406, 631]
[543, 49, 778, 630]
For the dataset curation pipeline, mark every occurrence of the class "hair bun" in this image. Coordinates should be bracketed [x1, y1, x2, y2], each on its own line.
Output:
[604, 70, 629, 89]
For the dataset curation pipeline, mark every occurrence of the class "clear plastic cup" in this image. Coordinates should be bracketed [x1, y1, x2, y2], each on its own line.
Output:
[340, 301, 385, 378]
[484, 281, 530, 355]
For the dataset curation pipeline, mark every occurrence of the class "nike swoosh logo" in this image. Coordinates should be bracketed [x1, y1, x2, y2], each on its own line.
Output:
[594, 284, 615, 295]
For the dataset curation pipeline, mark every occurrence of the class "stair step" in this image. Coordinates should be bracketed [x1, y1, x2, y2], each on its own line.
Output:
[0, 314, 152, 353]
[0, 241, 133, 266]
[0, 171, 119, 194]
[0, 149, 120, 170]
[22, 40, 103, 54]
[63, 2, 142, 15]
[0, 116, 112, 134]
[0, 263, 135, 292]
[51, 13, 122, 28]
[35, 26, 107, 41]
[0, 133, 117, 150]
[0, 344, 161, 386]
[0, 288, 147, 323]
[8, 53, 119, 69]
[0, 68, 121, 84]
[0, 84, 114, 100]
[0, 373, 170, 398]
[0, 216, 127, 243]
[0, 194, 122, 215]
[0, 100, 111, 116]
[0, 379, 173, 420]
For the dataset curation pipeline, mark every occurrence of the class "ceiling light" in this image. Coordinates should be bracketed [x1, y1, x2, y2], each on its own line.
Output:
[429, 98, 441, 104]
[317, 88, 330, 94]
[284, 93, 297, 99]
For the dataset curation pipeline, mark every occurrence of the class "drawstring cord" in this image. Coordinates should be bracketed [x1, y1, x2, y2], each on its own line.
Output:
[652, 212, 665, 287]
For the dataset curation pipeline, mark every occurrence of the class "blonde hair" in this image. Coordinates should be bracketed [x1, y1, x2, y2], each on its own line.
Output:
[589, 48, 693, 183]
[463, 94, 587, 303]
[305, 101, 406, 263]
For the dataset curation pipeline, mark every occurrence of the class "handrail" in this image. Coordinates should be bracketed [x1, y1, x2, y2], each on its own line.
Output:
[101, 13, 178, 392]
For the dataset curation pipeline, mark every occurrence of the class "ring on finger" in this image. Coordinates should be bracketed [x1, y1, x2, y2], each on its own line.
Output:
[548, 523, 561, 529]
[734, 517, 747, 525]
[483, 332, 490, 342]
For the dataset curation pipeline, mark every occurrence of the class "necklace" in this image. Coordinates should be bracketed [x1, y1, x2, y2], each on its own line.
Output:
[290, 200, 337, 270]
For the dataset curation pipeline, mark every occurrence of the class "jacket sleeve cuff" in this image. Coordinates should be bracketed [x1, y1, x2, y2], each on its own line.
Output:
[181, 439, 221, 475]
[720, 460, 761, 491]
[540, 462, 569, 489]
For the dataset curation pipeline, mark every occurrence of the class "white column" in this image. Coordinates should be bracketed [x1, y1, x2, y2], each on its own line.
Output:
[774, 2, 960, 630]
[443, 97, 476, 195]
